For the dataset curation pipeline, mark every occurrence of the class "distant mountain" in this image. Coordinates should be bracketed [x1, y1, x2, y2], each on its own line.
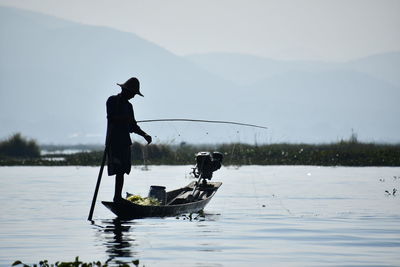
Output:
[186, 52, 400, 143]
[186, 53, 337, 86]
[1, 6, 399, 144]
[344, 52, 400, 87]
[0, 6, 239, 144]
[240, 70, 399, 143]
[186, 52, 400, 87]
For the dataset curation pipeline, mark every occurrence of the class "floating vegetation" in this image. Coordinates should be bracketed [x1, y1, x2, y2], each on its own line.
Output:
[12, 257, 141, 267]
[175, 210, 206, 221]
[126, 195, 161, 206]
[385, 188, 398, 196]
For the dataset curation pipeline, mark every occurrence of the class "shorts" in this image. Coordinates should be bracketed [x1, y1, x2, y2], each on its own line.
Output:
[107, 144, 131, 176]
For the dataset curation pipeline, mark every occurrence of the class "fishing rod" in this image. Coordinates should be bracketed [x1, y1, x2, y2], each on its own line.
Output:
[137, 118, 268, 130]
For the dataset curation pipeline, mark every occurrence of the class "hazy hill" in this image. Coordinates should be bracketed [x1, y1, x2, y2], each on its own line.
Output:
[186, 52, 400, 87]
[186, 52, 400, 143]
[0, 6, 239, 144]
[241, 70, 399, 143]
[1, 6, 399, 144]
[345, 52, 400, 87]
[186, 53, 336, 86]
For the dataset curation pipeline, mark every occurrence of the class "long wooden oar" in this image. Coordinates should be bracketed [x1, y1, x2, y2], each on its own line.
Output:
[87, 146, 108, 222]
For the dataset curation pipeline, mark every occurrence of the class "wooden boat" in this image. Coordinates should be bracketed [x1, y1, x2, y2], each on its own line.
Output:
[102, 181, 222, 219]
[102, 151, 224, 219]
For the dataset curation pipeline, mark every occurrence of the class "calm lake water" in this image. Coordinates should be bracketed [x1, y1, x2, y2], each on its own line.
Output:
[0, 166, 399, 267]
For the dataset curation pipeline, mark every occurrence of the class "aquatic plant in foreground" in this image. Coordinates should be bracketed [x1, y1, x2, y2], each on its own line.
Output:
[12, 257, 141, 267]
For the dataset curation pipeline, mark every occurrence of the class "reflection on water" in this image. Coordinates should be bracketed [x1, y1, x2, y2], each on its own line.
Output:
[93, 212, 222, 264]
[94, 219, 137, 262]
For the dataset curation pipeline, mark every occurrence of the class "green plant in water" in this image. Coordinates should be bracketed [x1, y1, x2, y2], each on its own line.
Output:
[12, 257, 141, 267]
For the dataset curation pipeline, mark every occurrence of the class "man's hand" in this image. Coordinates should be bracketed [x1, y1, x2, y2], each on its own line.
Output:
[144, 134, 152, 144]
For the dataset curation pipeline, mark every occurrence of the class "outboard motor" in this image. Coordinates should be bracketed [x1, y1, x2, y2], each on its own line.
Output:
[193, 151, 223, 180]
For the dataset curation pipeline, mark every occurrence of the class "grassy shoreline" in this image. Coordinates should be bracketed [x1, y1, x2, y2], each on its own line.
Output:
[1, 141, 400, 167]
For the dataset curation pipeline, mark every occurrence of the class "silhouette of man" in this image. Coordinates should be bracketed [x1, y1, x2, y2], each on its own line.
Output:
[106, 77, 152, 202]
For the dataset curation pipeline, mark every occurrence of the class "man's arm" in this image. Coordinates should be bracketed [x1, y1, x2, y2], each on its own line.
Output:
[128, 104, 152, 144]
[130, 123, 152, 144]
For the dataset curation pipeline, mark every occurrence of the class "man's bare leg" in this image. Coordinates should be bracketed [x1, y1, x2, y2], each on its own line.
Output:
[114, 173, 124, 202]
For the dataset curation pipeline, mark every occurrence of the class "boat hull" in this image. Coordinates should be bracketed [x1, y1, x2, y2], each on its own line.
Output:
[102, 182, 222, 219]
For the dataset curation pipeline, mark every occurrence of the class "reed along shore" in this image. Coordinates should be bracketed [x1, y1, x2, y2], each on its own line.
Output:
[1, 141, 400, 167]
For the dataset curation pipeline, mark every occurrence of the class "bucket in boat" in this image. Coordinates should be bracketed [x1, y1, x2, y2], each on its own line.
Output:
[148, 185, 166, 205]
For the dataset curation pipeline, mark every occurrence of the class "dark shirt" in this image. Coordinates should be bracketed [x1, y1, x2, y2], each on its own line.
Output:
[106, 94, 145, 147]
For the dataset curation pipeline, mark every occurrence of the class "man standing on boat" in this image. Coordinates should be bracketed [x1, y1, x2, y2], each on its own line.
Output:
[106, 77, 152, 202]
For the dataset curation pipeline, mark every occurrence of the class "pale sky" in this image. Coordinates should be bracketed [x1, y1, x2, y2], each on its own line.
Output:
[1, 0, 399, 61]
